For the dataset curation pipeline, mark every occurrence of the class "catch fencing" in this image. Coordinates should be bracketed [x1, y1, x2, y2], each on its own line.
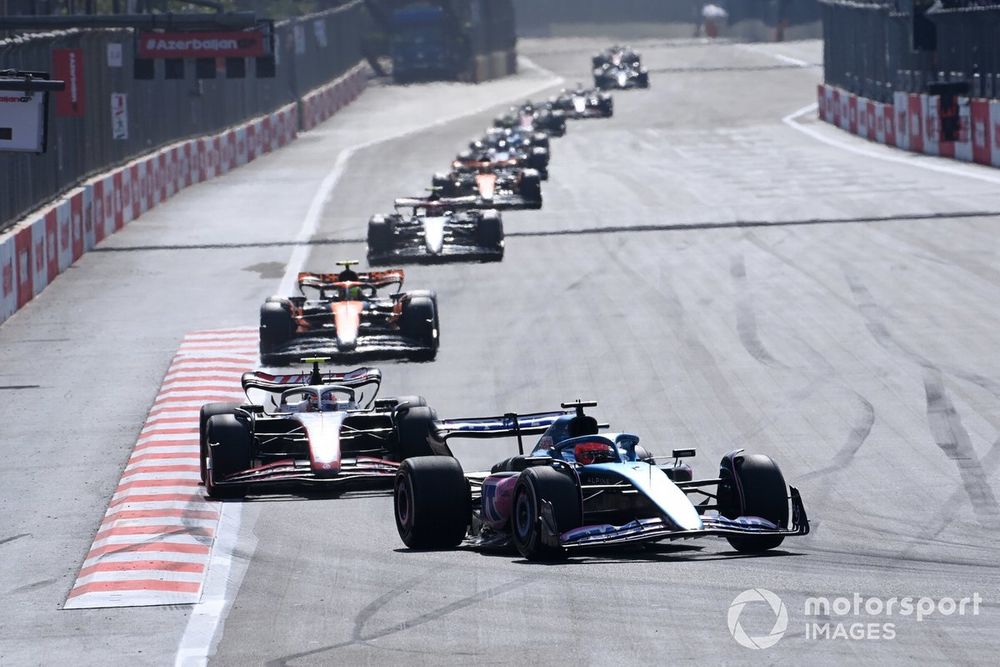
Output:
[1, 1, 365, 231]
[822, 0, 1000, 102]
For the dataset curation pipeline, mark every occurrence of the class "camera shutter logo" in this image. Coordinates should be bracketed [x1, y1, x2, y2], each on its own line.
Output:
[728, 588, 788, 649]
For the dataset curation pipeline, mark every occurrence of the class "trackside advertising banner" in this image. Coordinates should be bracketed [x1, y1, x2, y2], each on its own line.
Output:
[137, 31, 266, 58]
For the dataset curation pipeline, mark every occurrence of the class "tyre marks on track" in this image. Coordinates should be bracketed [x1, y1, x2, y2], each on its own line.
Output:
[842, 269, 1000, 527]
[64, 328, 257, 609]
[922, 369, 1000, 521]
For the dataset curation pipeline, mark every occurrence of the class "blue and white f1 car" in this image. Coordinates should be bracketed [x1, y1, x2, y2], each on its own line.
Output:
[393, 401, 809, 560]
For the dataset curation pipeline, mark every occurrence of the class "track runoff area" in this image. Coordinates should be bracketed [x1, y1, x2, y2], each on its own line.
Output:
[3, 37, 999, 665]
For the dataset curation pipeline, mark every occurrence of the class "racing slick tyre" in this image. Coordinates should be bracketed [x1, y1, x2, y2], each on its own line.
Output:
[259, 302, 293, 363]
[367, 216, 395, 257]
[394, 456, 470, 549]
[530, 147, 550, 180]
[476, 211, 505, 252]
[396, 405, 443, 459]
[638, 71, 650, 89]
[531, 132, 550, 150]
[519, 172, 543, 210]
[511, 466, 582, 561]
[199, 402, 241, 483]
[717, 453, 789, 553]
[400, 295, 439, 360]
[205, 415, 252, 499]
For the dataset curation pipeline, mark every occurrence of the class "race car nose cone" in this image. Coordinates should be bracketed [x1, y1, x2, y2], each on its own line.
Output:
[422, 217, 447, 254]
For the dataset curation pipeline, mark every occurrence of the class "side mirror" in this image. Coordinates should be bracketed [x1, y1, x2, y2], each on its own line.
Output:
[671, 448, 696, 459]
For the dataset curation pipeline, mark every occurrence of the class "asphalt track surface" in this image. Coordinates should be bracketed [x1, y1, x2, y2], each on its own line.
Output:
[2, 37, 1000, 664]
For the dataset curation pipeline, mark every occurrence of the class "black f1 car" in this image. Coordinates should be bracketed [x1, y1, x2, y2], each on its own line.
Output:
[456, 138, 549, 179]
[494, 102, 567, 137]
[549, 86, 614, 119]
[594, 61, 650, 90]
[592, 45, 642, 70]
[430, 165, 543, 210]
[392, 401, 809, 561]
[367, 198, 504, 265]
[258, 261, 439, 364]
[199, 361, 445, 498]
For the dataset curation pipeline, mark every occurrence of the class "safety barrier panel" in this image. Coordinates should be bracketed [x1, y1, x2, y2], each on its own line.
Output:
[816, 83, 1000, 168]
[0, 63, 367, 328]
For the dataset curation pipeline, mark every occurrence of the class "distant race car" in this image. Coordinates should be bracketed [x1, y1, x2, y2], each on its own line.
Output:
[592, 45, 642, 69]
[199, 361, 446, 497]
[549, 86, 614, 119]
[392, 401, 809, 560]
[431, 164, 543, 210]
[494, 102, 567, 137]
[594, 59, 650, 90]
[258, 261, 439, 364]
[367, 197, 504, 265]
[455, 137, 549, 179]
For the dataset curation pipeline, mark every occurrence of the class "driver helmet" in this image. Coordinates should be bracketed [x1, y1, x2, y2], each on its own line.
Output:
[344, 285, 363, 300]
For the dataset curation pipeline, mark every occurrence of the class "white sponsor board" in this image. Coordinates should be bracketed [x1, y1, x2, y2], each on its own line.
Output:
[111, 92, 128, 140]
[0, 88, 46, 152]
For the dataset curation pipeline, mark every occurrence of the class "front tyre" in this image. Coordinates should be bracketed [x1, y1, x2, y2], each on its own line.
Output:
[511, 466, 581, 561]
[199, 403, 240, 483]
[394, 457, 470, 549]
[205, 415, 252, 499]
[717, 453, 789, 553]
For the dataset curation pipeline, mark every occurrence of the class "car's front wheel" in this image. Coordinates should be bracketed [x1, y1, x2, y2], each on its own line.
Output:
[511, 466, 581, 561]
[717, 453, 789, 553]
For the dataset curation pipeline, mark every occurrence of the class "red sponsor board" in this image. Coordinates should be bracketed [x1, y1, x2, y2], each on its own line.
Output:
[848, 95, 858, 134]
[908, 94, 924, 153]
[14, 228, 32, 308]
[52, 48, 86, 117]
[137, 31, 266, 59]
[45, 211, 59, 283]
[886, 103, 895, 145]
[971, 99, 991, 165]
[93, 179, 106, 243]
[71, 192, 84, 261]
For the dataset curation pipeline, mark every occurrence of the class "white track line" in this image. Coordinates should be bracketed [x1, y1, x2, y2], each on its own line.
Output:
[175, 56, 565, 667]
[783, 103, 1000, 186]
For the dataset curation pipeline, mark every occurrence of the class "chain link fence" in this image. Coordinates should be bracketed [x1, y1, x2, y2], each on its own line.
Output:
[822, 0, 1000, 102]
[1, 1, 365, 231]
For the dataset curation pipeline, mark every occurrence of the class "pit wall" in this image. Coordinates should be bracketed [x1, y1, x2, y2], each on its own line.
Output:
[0, 64, 367, 327]
[816, 83, 999, 166]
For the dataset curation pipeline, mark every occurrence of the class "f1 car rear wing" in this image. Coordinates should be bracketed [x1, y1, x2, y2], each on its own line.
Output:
[435, 401, 609, 455]
[242, 366, 382, 394]
[393, 196, 489, 213]
[297, 269, 404, 292]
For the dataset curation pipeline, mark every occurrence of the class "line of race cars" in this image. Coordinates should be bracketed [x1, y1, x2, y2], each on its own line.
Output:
[201, 46, 810, 561]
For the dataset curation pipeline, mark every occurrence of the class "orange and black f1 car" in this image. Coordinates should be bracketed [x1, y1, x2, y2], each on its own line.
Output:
[259, 261, 439, 364]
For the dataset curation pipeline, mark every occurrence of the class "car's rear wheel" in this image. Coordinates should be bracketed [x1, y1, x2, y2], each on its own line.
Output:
[199, 403, 240, 483]
[717, 453, 789, 553]
[367, 216, 395, 257]
[394, 456, 470, 549]
[400, 295, 438, 359]
[511, 466, 581, 561]
[396, 405, 442, 459]
[476, 211, 505, 250]
[205, 415, 252, 499]
[259, 302, 293, 363]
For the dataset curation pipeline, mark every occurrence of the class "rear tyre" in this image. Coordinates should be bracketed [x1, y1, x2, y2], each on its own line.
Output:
[396, 405, 442, 459]
[511, 466, 581, 561]
[400, 295, 439, 359]
[205, 415, 252, 499]
[476, 211, 504, 250]
[199, 403, 240, 483]
[367, 216, 395, 258]
[394, 456, 470, 549]
[520, 172, 542, 208]
[259, 302, 293, 363]
[431, 173, 455, 197]
[718, 453, 789, 553]
[638, 72, 650, 89]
